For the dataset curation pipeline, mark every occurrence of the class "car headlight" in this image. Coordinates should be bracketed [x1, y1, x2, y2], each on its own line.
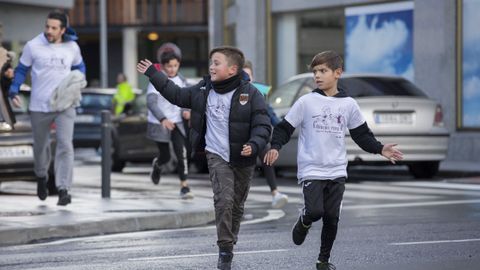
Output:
[0, 122, 13, 131]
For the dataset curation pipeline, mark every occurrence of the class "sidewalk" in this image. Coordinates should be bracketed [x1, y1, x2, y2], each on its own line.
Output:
[0, 165, 215, 247]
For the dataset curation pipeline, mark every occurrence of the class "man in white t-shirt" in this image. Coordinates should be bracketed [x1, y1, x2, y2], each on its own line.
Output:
[264, 51, 403, 270]
[9, 10, 85, 206]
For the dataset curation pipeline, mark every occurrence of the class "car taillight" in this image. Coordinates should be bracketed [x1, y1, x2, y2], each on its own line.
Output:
[434, 104, 444, 127]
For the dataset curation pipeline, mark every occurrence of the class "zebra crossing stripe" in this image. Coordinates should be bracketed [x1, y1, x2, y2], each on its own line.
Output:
[391, 181, 480, 190]
[342, 199, 480, 210]
[390, 238, 480, 246]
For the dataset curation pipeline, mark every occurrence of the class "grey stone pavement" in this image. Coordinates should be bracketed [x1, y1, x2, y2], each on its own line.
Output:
[0, 158, 479, 247]
[0, 162, 215, 247]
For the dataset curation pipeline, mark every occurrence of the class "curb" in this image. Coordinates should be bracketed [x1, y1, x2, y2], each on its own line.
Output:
[0, 209, 215, 246]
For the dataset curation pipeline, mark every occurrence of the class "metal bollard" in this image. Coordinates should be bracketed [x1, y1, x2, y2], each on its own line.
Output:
[101, 110, 111, 198]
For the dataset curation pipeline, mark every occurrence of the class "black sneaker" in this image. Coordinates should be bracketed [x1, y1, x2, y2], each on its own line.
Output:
[57, 189, 71, 206]
[180, 186, 194, 199]
[292, 216, 311, 245]
[316, 261, 336, 270]
[150, 157, 161, 185]
[217, 251, 233, 270]
[36, 176, 48, 201]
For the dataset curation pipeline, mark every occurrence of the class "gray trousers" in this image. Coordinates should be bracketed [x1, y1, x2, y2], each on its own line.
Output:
[206, 152, 255, 252]
[30, 107, 76, 190]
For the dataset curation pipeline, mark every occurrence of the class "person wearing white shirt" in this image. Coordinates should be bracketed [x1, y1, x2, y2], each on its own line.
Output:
[9, 10, 86, 206]
[146, 51, 193, 199]
[264, 51, 403, 270]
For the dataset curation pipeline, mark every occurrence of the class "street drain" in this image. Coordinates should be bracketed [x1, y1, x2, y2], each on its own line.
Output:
[0, 211, 45, 217]
[104, 209, 175, 213]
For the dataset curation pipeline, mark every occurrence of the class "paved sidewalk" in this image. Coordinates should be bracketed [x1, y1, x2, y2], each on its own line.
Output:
[0, 165, 215, 246]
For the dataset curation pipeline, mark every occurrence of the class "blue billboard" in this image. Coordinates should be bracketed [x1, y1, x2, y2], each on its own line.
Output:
[462, 0, 480, 128]
[345, 2, 414, 81]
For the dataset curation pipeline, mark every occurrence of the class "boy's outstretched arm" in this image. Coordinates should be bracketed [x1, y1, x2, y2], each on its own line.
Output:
[137, 59, 195, 108]
[349, 122, 403, 164]
[264, 119, 295, 166]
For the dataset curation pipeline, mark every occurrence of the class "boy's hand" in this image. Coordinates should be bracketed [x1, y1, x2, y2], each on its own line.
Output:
[182, 111, 191, 120]
[263, 149, 279, 166]
[381, 143, 403, 164]
[11, 95, 22, 108]
[136, 59, 153, 74]
[241, 144, 253, 157]
[161, 119, 176, 131]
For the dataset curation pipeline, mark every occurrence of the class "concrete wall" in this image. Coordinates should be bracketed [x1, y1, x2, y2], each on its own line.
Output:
[209, 0, 224, 49]
[0, 4, 53, 44]
[414, 0, 479, 162]
[0, 1, 74, 44]
[223, 0, 268, 83]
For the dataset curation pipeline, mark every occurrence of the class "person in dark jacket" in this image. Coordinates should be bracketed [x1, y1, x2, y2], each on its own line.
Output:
[1, 61, 16, 125]
[243, 60, 288, 209]
[137, 46, 271, 270]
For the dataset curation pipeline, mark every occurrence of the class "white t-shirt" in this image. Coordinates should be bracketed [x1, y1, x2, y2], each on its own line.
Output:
[284, 92, 365, 182]
[205, 89, 235, 162]
[147, 74, 185, 124]
[20, 34, 83, 112]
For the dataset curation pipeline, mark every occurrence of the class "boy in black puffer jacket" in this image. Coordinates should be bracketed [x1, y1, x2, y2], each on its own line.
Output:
[137, 46, 271, 270]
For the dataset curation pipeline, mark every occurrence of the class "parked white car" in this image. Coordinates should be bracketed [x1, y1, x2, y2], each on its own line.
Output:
[269, 73, 449, 179]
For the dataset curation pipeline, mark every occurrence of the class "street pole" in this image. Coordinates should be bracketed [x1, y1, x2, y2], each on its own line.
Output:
[100, 0, 108, 88]
[101, 110, 111, 198]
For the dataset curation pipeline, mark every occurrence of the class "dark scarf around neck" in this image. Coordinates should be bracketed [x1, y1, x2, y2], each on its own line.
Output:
[211, 74, 241, 94]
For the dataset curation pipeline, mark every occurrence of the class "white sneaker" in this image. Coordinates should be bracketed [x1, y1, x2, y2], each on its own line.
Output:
[272, 192, 288, 209]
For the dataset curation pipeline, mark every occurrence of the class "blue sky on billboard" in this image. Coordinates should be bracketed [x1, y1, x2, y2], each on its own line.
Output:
[345, 2, 414, 81]
[463, 0, 480, 127]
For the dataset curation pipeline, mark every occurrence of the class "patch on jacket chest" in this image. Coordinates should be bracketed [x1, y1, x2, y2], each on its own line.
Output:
[239, 93, 249, 105]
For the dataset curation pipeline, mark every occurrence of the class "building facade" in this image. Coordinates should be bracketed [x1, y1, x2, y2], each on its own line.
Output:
[68, 0, 209, 88]
[210, 0, 479, 163]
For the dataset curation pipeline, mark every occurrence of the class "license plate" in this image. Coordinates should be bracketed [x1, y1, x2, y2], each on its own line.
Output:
[75, 115, 95, 123]
[374, 113, 413, 124]
[0, 145, 33, 160]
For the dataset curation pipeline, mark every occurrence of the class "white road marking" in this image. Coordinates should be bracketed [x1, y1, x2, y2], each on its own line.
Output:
[342, 199, 480, 210]
[390, 238, 480, 246]
[241, 209, 285, 225]
[343, 190, 438, 200]
[346, 182, 480, 196]
[128, 248, 289, 261]
[392, 181, 480, 191]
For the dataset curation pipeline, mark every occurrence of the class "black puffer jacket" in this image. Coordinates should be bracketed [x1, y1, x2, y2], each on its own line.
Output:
[145, 66, 271, 167]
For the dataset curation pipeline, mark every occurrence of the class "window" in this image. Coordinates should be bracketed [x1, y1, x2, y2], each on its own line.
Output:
[80, 94, 112, 110]
[458, 0, 480, 129]
[269, 78, 304, 109]
[338, 77, 427, 98]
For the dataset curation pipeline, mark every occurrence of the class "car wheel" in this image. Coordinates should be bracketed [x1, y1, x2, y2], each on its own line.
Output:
[408, 161, 439, 179]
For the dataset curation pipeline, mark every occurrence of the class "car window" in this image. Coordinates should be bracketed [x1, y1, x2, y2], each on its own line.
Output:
[296, 83, 315, 99]
[269, 79, 304, 109]
[339, 77, 427, 97]
[80, 94, 112, 110]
